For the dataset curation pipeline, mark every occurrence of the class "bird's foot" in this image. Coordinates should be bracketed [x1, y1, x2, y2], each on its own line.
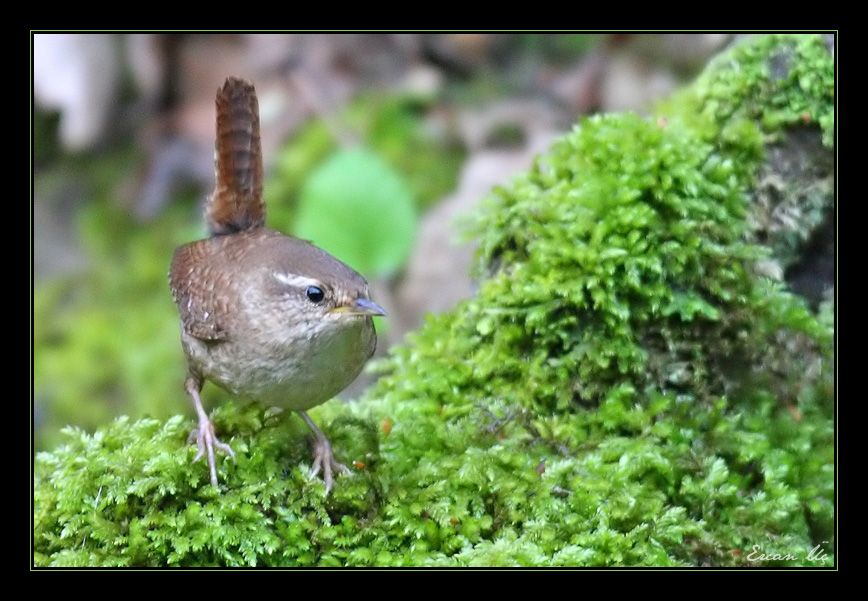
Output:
[309, 435, 351, 495]
[189, 418, 236, 487]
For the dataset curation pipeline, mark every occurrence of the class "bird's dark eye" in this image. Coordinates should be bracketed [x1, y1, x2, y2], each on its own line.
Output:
[306, 286, 325, 304]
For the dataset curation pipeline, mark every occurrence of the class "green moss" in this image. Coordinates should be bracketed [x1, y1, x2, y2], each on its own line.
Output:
[34, 35, 834, 566]
[658, 34, 834, 273]
[660, 33, 834, 147]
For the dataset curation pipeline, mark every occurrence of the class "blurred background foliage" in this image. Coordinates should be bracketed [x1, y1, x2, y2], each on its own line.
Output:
[34, 33, 768, 449]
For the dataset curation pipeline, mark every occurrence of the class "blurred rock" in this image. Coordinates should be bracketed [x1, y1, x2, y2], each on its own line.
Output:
[396, 105, 561, 337]
[135, 135, 211, 220]
[125, 34, 171, 104]
[399, 65, 444, 98]
[34, 34, 122, 151]
[33, 191, 87, 282]
[599, 53, 678, 113]
[422, 34, 502, 73]
[624, 34, 732, 70]
[456, 99, 565, 151]
[550, 34, 729, 115]
[549, 50, 609, 113]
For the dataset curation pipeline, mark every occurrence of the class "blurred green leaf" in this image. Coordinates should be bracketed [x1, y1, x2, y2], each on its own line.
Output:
[294, 148, 417, 278]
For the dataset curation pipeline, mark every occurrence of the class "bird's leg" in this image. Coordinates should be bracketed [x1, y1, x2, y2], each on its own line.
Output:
[299, 411, 351, 495]
[185, 376, 235, 487]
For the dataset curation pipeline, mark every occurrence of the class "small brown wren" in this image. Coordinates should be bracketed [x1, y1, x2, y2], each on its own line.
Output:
[169, 77, 386, 493]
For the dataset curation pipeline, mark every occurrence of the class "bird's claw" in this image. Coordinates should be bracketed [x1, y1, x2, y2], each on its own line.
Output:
[309, 436, 350, 495]
[190, 418, 235, 487]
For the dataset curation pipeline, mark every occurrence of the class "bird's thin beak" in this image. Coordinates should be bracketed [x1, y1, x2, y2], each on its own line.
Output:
[354, 298, 387, 316]
[330, 298, 387, 316]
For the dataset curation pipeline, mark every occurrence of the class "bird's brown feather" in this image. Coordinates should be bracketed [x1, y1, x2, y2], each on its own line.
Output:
[169, 240, 231, 341]
[206, 77, 265, 235]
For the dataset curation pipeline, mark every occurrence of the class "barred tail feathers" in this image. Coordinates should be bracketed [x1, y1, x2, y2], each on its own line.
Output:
[206, 77, 265, 235]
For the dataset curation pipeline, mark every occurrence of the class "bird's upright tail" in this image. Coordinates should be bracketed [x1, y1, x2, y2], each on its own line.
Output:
[206, 77, 265, 235]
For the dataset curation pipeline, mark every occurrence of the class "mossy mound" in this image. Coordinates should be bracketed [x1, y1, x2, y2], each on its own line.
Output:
[34, 34, 834, 567]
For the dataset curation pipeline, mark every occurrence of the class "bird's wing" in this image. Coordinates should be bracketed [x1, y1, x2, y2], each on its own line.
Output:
[169, 241, 231, 341]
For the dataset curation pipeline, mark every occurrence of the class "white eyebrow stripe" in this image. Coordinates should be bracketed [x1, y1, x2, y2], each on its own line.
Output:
[273, 272, 321, 289]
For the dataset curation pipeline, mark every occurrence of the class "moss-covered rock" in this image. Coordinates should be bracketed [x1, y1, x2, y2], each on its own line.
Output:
[34, 34, 834, 567]
[660, 33, 834, 304]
